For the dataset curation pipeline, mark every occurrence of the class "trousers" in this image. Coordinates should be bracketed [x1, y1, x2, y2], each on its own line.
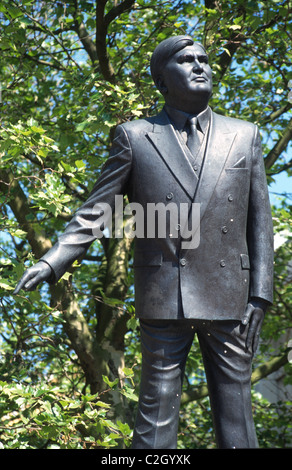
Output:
[131, 319, 258, 449]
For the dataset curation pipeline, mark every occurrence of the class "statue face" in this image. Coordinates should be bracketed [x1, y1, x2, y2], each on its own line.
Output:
[158, 43, 213, 112]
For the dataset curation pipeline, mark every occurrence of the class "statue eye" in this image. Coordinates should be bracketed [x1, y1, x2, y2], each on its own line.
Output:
[199, 55, 209, 64]
[177, 54, 209, 65]
[178, 54, 194, 64]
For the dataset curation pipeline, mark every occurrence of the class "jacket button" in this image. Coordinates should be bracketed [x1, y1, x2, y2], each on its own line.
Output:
[180, 258, 186, 266]
[222, 226, 228, 234]
[228, 194, 233, 202]
[166, 192, 173, 200]
[220, 260, 226, 267]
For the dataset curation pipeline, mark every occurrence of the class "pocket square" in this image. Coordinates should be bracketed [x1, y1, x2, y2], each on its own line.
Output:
[232, 156, 246, 168]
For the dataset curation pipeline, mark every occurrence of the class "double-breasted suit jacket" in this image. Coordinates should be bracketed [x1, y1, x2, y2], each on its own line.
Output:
[41, 107, 274, 321]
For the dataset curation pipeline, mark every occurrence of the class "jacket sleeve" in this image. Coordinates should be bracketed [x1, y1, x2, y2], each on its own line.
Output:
[40, 125, 132, 283]
[247, 125, 274, 304]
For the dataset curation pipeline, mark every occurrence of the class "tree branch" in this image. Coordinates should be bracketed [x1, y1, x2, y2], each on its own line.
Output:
[95, 0, 115, 82]
[268, 159, 292, 176]
[11, 0, 82, 70]
[264, 117, 292, 169]
[263, 103, 292, 125]
[104, 0, 135, 29]
[0, 168, 106, 394]
[181, 353, 289, 405]
[0, 170, 52, 259]
[74, 19, 98, 66]
[22, 52, 66, 71]
[72, 0, 136, 80]
[50, 281, 105, 394]
[203, 1, 247, 80]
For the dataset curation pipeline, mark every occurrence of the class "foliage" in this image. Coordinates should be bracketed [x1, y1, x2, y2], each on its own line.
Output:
[0, 371, 134, 449]
[254, 393, 292, 449]
[0, 0, 291, 449]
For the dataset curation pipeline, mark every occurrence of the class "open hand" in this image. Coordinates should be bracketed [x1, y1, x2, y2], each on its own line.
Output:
[13, 261, 52, 295]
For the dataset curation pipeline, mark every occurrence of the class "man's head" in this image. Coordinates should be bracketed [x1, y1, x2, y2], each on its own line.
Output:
[150, 35, 212, 114]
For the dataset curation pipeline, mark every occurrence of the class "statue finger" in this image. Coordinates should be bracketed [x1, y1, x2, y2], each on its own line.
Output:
[251, 310, 264, 352]
[241, 303, 254, 326]
[252, 331, 261, 353]
[13, 271, 36, 294]
[13, 282, 23, 295]
[246, 326, 254, 350]
[13, 279, 23, 295]
[23, 271, 47, 291]
[246, 308, 263, 351]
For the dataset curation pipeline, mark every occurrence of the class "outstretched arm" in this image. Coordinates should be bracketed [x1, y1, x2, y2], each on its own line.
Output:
[14, 124, 132, 290]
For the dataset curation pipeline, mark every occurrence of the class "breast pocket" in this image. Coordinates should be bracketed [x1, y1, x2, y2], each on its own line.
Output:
[225, 168, 249, 173]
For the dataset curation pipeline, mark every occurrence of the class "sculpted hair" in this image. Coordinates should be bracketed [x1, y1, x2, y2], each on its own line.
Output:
[150, 35, 206, 86]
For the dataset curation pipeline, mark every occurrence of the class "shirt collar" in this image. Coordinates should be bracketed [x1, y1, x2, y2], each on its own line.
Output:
[164, 104, 211, 134]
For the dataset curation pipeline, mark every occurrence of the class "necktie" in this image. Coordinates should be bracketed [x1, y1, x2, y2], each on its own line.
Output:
[186, 116, 201, 156]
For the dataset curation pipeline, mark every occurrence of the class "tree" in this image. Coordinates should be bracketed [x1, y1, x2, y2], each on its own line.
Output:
[0, 0, 291, 449]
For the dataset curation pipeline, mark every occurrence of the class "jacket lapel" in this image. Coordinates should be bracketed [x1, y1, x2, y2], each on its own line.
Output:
[146, 110, 198, 200]
[146, 109, 237, 223]
[194, 112, 237, 221]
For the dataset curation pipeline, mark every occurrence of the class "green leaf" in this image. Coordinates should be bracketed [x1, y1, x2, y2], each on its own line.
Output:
[0, 282, 14, 291]
[102, 376, 119, 388]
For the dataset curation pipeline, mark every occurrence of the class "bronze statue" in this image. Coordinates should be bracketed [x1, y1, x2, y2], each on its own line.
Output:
[14, 36, 274, 449]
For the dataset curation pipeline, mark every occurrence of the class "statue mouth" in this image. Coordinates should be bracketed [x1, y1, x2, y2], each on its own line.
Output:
[192, 76, 207, 82]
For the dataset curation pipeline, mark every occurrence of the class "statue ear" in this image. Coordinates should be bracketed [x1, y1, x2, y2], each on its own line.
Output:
[156, 76, 168, 95]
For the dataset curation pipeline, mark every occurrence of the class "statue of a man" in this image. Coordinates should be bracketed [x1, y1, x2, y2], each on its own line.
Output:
[14, 36, 274, 449]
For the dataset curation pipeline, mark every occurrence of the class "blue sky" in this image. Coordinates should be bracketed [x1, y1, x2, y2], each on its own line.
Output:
[269, 168, 291, 207]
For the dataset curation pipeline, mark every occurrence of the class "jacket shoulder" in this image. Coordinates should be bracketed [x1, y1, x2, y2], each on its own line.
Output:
[212, 110, 257, 134]
[118, 111, 164, 134]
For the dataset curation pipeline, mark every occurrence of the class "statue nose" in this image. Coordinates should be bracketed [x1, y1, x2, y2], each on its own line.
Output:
[193, 59, 203, 72]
